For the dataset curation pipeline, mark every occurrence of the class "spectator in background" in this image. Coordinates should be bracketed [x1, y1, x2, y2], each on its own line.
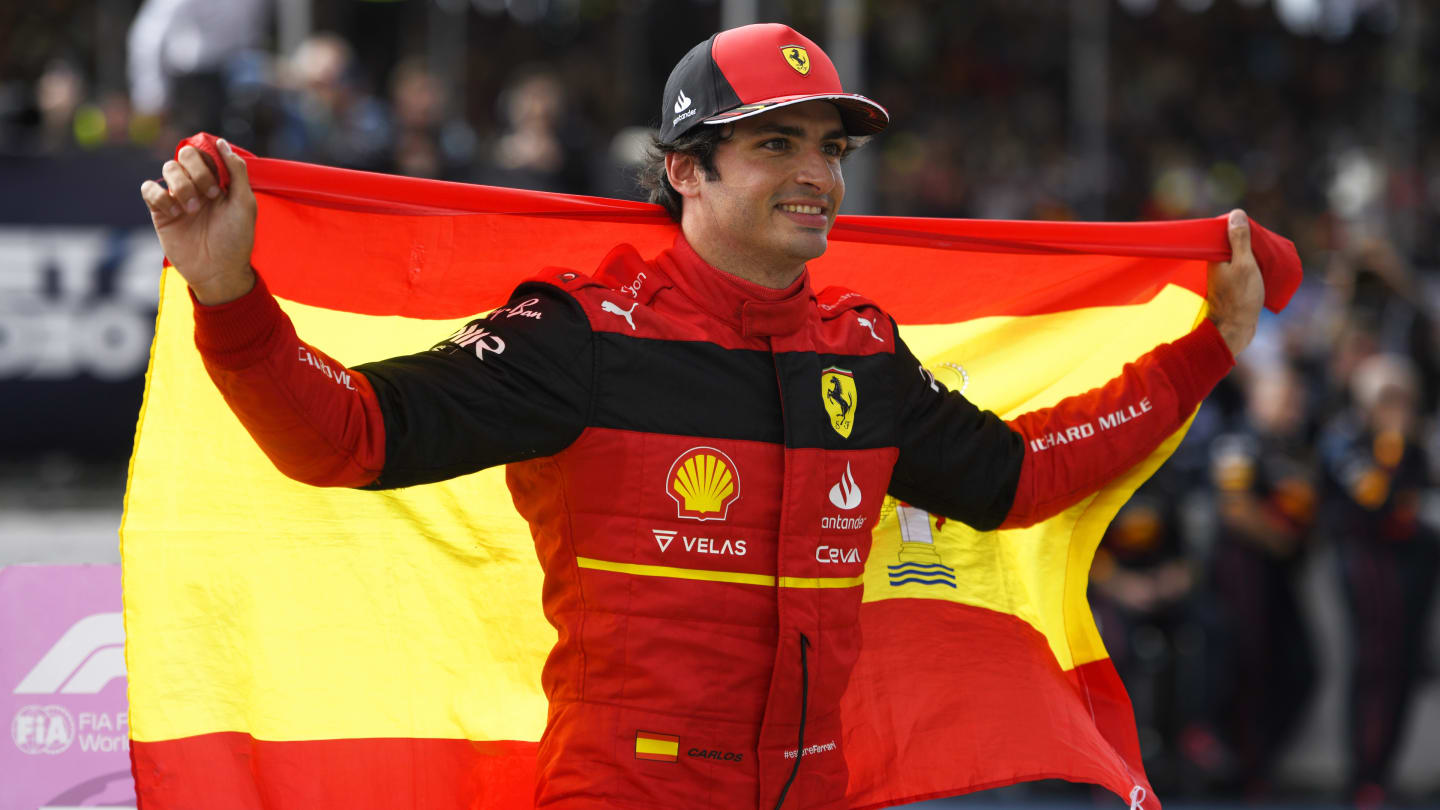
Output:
[29, 57, 147, 152]
[127, 0, 270, 144]
[388, 58, 474, 181]
[1204, 363, 1318, 795]
[280, 33, 393, 172]
[1319, 354, 1438, 807]
[34, 58, 85, 153]
[480, 69, 590, 193]
[1089, 471, 1200, 792]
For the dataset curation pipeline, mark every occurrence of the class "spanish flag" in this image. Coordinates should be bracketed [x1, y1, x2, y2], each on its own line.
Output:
[122, 138, 1300, 808]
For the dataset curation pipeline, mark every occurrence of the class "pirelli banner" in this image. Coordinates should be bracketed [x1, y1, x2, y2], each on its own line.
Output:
[122, 138, 1301, 809]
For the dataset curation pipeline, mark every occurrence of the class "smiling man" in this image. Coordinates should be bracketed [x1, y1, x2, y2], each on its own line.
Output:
[140, 23, 1262, 809]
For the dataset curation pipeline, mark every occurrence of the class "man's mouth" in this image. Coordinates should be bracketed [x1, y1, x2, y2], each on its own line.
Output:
[778, 203, 824, 215]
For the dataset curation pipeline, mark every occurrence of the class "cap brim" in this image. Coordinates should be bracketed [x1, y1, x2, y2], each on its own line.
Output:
[701, 93, 889, 136]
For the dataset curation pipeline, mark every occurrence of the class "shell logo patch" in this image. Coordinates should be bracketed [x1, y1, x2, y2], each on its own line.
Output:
[668, 447, 741, 521]
[821, 367, 857, 438]
[781, 45, 810, 76]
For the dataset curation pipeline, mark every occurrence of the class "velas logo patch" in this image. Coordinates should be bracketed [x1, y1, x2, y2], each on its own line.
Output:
[667, 447, 741, 521]
[821, 367, 856, 438]
[781, 45, 810, 76]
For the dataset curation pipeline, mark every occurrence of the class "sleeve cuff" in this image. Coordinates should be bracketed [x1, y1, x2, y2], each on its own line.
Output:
[191, 271, 290, 370]
[1159, 317, 1236, 409]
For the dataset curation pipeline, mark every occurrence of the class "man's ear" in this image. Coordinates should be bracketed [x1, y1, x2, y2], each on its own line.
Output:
[665, 152, 702, 199]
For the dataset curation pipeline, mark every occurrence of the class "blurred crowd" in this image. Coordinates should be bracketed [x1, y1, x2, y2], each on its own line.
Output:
[1, 0, 1437, 804]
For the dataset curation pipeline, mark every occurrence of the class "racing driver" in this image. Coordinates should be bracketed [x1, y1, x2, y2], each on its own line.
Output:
[139, 22, 1264, 810]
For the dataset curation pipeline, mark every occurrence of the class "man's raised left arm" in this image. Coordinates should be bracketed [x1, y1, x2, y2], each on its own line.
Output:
[888, 209, 1263, 530]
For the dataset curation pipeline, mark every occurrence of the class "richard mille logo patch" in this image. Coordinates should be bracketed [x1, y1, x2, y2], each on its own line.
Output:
[442, 323, 506, 360]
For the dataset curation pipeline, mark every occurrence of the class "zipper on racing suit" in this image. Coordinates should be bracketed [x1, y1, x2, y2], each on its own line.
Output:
[773, 632, 811, 809]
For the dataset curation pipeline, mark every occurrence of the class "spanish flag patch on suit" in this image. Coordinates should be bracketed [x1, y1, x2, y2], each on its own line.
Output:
[634, 731, 680, 762]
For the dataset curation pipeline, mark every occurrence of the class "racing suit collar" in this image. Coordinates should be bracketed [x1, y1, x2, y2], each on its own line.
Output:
[665, 234, 815, 338]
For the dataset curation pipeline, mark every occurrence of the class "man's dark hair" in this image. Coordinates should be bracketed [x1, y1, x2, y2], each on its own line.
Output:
[636, 126, 732, 222]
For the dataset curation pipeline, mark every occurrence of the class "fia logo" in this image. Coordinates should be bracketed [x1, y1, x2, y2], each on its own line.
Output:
[12, 705, 74, 755]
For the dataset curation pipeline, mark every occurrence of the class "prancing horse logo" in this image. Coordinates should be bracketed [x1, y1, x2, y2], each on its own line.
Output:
[820, 366, 856, 438]
[781, 45, 811, 76]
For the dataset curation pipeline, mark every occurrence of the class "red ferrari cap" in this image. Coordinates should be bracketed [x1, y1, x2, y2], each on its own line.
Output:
[659, 23, 890, 144]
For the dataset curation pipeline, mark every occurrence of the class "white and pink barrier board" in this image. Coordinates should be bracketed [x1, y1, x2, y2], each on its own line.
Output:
[2, 565, 135, 809]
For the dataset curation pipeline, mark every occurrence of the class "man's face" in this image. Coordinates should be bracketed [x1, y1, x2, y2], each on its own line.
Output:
[678, 101, 849, 277]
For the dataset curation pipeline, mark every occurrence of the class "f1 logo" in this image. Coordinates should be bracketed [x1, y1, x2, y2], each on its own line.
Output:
[14, 612, 126, 695]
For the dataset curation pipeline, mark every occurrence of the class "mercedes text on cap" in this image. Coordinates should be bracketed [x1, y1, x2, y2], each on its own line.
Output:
[659, 23, 890, 144]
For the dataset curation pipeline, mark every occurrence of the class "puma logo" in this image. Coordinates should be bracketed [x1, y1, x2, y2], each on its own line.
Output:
[601, 300, 638, 331]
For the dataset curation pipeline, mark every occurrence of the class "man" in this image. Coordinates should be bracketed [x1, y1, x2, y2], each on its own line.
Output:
[139, 23, 1262, 809]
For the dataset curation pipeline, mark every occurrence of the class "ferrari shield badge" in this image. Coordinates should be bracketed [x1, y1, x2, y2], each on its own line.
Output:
[781, 45, 811, 76]
[821, 366, 856, 438]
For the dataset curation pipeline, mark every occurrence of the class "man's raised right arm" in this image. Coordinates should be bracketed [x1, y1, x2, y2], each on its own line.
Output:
[140, 140, 594, 489]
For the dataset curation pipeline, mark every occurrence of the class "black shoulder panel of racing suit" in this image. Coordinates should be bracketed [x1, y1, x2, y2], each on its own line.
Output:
[353, 281, 595, 489]
[885, 322, 1024, 531]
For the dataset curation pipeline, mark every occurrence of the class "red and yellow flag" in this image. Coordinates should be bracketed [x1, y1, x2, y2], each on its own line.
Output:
[121, 141, 1300, 809]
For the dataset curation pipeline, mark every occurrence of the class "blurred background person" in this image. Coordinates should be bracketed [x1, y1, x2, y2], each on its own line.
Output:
[1320, 353, 1438, 807]
[126, 0, 271, 146]
[278, 31, 393, 172]
[1089, 472, 1201, 794]
[478, 68, 591, 193]
[388, 56, 475, 181]
[1202, 362, 1320, 797]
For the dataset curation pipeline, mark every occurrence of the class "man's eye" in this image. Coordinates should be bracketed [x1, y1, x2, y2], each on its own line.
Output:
[761, 138, 789, 151]
[823, 143, 846, 157]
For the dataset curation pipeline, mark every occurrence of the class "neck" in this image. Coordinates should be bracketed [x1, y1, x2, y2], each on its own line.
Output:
[679, 222, 807, 290]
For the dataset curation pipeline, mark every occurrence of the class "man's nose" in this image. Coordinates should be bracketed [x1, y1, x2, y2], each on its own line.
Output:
[793, 147, 837, 194]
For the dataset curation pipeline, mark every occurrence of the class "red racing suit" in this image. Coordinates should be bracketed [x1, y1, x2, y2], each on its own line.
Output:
[193, 234, 1235, 808]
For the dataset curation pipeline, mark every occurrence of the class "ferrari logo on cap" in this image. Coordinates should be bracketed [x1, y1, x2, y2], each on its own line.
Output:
[782, 45, 810, 76]
[821, 367, 856, 438]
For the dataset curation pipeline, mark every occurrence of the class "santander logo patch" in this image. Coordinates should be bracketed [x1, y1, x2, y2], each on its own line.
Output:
[828, 462, 861, 510]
